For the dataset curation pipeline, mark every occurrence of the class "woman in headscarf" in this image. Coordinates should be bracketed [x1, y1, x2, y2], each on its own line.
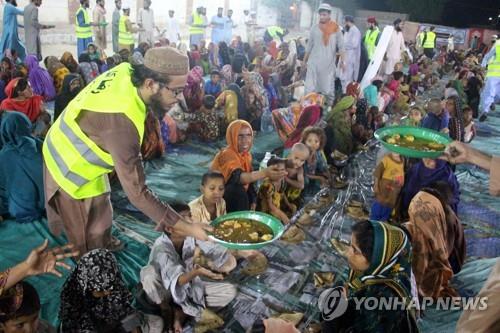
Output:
[0, 78, 49, 128]
[283, 105, 322, 149]
[211, 120, 286, 212]
[401, 158, 460, 215]
[60, 51, 80, 74]
[218, 42, 231, 67]
[59, 249, 142, 333]
[405, 183, 465, 299]
[215, 83, 247, 127]
[0, 112, 45, 223]
[220, 64, 233, 89]
[183, 66, 205, 111]
[208, 42, 222, 70]
[44, 56, 71, 94]
[243, 71, 270, 126]
[446, 95, 465, 142]
[325, 95, 357, 157]
[322, 220, 418, 332]
[54, 74, 82, 121]
[24, 55, 56, 102]
[78, 53, 99, 85]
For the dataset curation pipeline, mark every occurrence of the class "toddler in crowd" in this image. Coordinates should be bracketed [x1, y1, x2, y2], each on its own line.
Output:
[463, 106, 476, 143]
[204, 70, 222, 97]
[257, 157, 293, 224]
[194, 95, 220, 142]
[189, 172, 226, 223]
[421, 98, 449, 133]
[139, 202, 236, 333]
[301, 126, 330, 194]
[402, 106, 423, 127]
[284, 143, 310, 207]
[371, 152, 405, 222]
[0, 281, 55, 333]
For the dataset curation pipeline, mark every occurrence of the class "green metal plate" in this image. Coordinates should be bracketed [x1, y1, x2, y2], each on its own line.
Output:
[209, 211, 285, 249]
[374, 126, 452, 158]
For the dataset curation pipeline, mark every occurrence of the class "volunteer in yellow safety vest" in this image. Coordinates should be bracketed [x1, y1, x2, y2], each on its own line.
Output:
[43, 47, 212, 255]
[119, 5, 141, 52]
[479, 38, 500, 122]
[364, 16, 380, 61]
[422, 26, 437, 59]
[189, 7, 208, 47]
[76, 0, 105, 57]
[264, 26, 289, 45]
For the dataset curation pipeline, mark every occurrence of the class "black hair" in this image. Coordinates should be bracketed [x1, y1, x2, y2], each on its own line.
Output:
[210, 70, 221, 76]
[130, 64, 171, 88]
[393, 71, 404, 81]
[0, 281, 40, 323]
[201, 172, 224, 185]
[421, 181, 453, 208]
[169, 202, 190, 214]
[247, 64, 256, 72]
[267, 156, 287, 168]
[12, 78, 28, 98]
[369, 106, 379, 113]
[351, 220, 374, 261]
[78, 52, 91, 63]
[203, 95, 216, 109]
[372, 80, 383, 91]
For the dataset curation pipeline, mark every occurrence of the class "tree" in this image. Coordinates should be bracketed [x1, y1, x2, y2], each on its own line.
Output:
[385, 0, 447, 23]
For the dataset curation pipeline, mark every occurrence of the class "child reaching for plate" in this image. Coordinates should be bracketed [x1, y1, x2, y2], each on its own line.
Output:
[284, 143, 310, 208]
[189, 172, 226, 224]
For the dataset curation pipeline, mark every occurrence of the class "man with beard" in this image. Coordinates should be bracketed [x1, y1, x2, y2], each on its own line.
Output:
[304, 3, 345, 103]
[75, 0, 101, 57]
[383, 18, 406, 77]
[189, 7, 207, 47]
[363, 16, 380, 61]
[112, 0, 122, 53]
[339, 15, 361, 92]
[24, 0, 55, 61]
[42, 47, 212, 256]
[92, 0, 107, 50]
[211, 7, 226, 45]
[0, 0, 26, 61]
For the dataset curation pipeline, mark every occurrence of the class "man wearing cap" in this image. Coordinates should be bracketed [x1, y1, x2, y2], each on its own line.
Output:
[119, 4, 140, 52]
[138, 0, 159, 46]
[189, 7, 207, 47]
[42, 47, 212, 255]
[383, 18, 405, 77]
[479, 37, 500, 122]
[364, 16, 380, 61]
[165, 9, 181, 46]
[339, 15, 361, 92]
[75, 0, 102, 57]
[211, 7, 226, 45]
[304, 3, 345, 101]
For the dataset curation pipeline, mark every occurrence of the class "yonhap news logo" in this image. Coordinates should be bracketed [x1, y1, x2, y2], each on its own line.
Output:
[318, 288, 489, 320]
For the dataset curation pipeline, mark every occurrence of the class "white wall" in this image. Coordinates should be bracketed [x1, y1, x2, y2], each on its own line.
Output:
[0, 0, 68, 24]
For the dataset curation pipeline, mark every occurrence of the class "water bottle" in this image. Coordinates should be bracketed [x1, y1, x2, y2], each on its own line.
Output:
[260, 109, 275, 133]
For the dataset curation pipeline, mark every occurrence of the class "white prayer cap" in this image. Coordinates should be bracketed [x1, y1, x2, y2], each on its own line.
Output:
[318, 3, 332, 12]
[122, 0, 131, 9]
[250, 10, 257, 15]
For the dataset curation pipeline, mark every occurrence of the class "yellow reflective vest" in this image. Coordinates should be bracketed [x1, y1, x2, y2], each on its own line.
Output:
[119, 15, 134, 46]
[267, 26, 284, 40]
[43, 63, 147, 199]
[487, 41, 500, 78]
[75, 6, 92, 39]
[364, 27, 380, 60]
[423, 31, 436, 49]
[189, 12, 205, 35]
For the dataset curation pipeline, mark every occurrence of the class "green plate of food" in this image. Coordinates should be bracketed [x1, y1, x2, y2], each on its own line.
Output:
[374, 126, 452, 158]
[209, 211, 284, 250]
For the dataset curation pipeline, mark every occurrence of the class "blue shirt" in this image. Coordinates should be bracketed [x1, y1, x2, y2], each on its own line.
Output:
[204, 80, 222, 96]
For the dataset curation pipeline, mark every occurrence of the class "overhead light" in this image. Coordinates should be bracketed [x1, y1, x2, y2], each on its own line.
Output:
[489, 17, 493, 21]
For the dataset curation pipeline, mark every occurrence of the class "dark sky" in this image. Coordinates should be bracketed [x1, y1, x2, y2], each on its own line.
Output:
[358, 0, 499, 28]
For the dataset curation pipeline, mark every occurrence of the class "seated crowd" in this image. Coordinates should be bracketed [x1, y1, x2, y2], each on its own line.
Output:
[0, 30, 494, 333]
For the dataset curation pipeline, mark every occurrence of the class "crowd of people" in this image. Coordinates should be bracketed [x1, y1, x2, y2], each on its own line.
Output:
[0, 0, 499, 332]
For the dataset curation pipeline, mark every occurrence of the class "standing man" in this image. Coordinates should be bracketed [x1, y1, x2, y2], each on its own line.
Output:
[0, 0, 26, 61]
[137, 0, 158, 46]
[76, 0, 100, 57]
[189, 7, 207, 47]
[211, 7, 226, 45]
[479, 38, 500, 122]
[165, 10, 181, 46]
[112, 0, 121, 53]
[363, 16, 380, 61]
[119, 5, 139, 52]
[340, 15, 361, 92]
[304, 3, 345, 102]
[416, 27, 426, 55]
[42, 47, 211, 255]
[93, 0, 107, 51]
[422, 26, 437, 59]
[24, 0, 55, 61]
[225, 9, 237, 44]
[447, 34, 454, 53]
[246, 10, 257, 45]
[383, 18, 405, 77]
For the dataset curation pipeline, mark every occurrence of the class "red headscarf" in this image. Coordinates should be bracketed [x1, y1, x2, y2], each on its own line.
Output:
[284, 105, 322, 149]
[211, 120, 253, 187]
[346, 82, 361, 98]
[0, 78, 43, 122]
